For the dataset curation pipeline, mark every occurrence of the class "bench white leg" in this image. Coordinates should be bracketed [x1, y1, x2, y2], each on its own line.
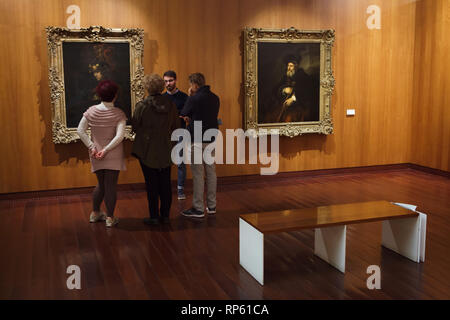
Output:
[314, 225, 346, 273]
[419, 213, 427, 262]
[239, 218, 264, 285]
[382, 213, 427, 263]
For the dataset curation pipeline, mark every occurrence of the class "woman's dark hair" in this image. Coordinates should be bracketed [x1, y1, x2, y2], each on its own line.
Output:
[95, 80, 119, 102]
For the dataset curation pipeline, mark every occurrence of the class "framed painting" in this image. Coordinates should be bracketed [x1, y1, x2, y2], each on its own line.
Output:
[244, 27, 335, 137]
[46, 26, 145, 143]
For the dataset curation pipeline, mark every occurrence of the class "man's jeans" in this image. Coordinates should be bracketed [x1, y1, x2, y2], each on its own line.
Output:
[177, 162, 186, 191]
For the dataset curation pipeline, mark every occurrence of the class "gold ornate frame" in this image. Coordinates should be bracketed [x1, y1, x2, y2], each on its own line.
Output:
[46, 26, 144, 143]
[244, 27, 335, 137]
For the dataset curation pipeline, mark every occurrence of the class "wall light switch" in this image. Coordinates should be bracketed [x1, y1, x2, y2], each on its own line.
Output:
[346, 109, 356, 116]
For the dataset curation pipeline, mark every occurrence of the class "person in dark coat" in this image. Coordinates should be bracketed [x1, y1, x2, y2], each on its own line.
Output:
[180, 73, 220, 218]
[131, 73, 179, 225]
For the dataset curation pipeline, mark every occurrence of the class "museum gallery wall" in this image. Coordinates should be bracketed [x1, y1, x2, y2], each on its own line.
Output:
[0, 0, 448, 194]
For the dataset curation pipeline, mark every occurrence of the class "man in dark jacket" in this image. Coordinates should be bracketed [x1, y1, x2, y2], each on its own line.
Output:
[131, 73, 179, 225]
[163, 70, 189, 200]
[180, 73, 220, 218]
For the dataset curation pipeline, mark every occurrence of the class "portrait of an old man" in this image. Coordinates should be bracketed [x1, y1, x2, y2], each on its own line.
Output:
[257, 42, 320, 124]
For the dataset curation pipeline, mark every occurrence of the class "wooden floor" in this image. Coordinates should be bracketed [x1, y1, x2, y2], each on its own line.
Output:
[0, 168, 449, 300]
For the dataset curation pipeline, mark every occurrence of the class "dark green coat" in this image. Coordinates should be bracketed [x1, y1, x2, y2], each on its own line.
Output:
[131, 94, 179, 168]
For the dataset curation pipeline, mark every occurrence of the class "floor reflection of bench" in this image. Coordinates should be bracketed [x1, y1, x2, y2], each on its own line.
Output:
[239, 201, 427, 285]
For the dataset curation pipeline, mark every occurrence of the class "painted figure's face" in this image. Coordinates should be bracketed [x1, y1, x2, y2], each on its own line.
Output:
[287, 62, 295, 72]
[286, 62, 296, 77]
[164, 76, 176, 92]
[93, 71, 103, 81]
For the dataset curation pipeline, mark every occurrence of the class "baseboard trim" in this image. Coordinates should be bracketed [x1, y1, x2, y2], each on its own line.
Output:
[217, 163, 410, 186]
[406, 163, 450, 178]
[1, 163, 447, 201]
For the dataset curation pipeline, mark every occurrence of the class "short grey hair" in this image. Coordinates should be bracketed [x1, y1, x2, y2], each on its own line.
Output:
[188, 73, 205, 87]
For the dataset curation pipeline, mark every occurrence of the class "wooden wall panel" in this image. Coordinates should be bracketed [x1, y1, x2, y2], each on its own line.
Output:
[0, 0, 420, 193]
[411, 0, 450, 172]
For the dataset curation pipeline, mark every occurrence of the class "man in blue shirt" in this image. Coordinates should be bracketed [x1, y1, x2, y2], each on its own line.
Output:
[163, 70, 189, 200]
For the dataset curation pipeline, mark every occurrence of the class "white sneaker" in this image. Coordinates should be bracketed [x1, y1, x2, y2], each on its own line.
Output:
[177, 189, 186, 200]
[106, 216, 119, 227]
[90, 211, 106, 223]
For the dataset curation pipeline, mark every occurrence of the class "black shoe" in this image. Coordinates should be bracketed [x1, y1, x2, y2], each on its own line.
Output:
[207, 207, 216, 215]
[143, 218, 159, 225]
[161, 217, 170, 224]
[181, 208, 205, 218]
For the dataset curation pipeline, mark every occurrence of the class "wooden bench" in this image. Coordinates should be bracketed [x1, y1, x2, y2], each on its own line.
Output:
[239, 201, 427, 285]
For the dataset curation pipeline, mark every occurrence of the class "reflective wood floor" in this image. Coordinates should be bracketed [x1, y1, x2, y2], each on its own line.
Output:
[0, 168, 449, 299]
